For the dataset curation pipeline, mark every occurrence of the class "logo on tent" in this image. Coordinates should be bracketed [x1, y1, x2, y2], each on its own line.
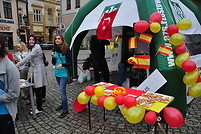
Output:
[99, 3, 122, 21]
[169, 1, 185, 20]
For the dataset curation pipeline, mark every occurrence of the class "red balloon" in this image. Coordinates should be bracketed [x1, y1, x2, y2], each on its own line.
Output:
[144, 111, 157, 124]
[149, 12, 162, 23]
[134, 20, 150, 33]
[97, 96, 107, 107]
[85, 86, 95, 96]
[123, 96, 137, 108]
[163, 107, 185, 127]
[181, 60, 197, 72]
[196, 75, 201, 83]
[175, 43, 186, 55]
[115, 95, 125, 105]
[167, 25, 179, 35]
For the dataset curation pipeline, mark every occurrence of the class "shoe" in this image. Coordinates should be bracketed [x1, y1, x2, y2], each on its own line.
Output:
[58, 111, 69, 118]
[30, 109, 43, 115]
[56, 105, 63, 111]
[42, 98, 46, 102]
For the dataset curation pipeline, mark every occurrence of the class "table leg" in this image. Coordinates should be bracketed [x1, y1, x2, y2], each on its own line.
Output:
[88, 101, 91, 130]
[29, 86, 36, 118]
[103, 107, 106, 122]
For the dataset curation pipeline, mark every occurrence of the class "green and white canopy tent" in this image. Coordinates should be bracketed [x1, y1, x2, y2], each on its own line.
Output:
[64, 0, 201, 116]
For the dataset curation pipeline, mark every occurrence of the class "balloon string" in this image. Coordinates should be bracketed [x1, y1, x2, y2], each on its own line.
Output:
[157, 122, 166, 134]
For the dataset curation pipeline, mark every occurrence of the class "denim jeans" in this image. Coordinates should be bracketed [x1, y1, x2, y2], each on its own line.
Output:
[55, 77, 68, 112]
[117, 62, 127, 86]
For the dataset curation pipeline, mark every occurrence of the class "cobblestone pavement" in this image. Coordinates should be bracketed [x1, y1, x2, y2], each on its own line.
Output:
[16, 50, 201, 134]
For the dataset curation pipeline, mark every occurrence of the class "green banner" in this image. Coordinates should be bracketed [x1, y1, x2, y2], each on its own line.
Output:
[64, 0, 103, 45]
[136, 0, 186, 116]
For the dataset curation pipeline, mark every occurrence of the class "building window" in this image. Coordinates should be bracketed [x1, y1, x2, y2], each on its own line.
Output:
[3, 1, 12, 19]
[58, 13, 60, 24]
[19, 14, 22, 25]
[75, 0, 80, 8]
[34, 10, 41, 22]
[66, 0, 71, 10]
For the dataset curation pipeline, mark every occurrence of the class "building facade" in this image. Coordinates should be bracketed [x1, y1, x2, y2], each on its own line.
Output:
[28, 0, 60, 43]
[61, 0, 88, 32]
[0, 0, 19, 50]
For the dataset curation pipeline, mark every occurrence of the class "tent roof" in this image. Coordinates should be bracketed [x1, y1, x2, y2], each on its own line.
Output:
[70, 0, 140, 47]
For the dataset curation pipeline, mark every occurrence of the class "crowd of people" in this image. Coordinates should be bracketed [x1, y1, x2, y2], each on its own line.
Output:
[0, 33, 132, 134]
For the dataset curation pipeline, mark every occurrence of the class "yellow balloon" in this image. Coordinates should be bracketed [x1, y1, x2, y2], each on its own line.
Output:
[183, 69, 199, 85]
[188, 82, 201, 97]
[170, 33, 184, 46]
[90, 95, 98, 105]
[150, 22, 161, 33]
[175, 53, 190, 67]
[176, 19, 192, 30]
[126, 106, 145, 124]
[77, 92, 90, 104]
[121, 106, 128, 116]
[103, 96, 117, 110]
[94, 86, 105, 97]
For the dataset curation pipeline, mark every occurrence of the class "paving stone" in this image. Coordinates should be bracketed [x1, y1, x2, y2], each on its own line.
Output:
[15, 50, 201, 134]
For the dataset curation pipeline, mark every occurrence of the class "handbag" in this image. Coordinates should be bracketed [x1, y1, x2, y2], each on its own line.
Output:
[58, 54, 73, 84]
[67, 69, 73, 84]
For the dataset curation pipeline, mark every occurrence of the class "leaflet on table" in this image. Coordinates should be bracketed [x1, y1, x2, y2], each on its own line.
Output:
[93, 82, 115, 88]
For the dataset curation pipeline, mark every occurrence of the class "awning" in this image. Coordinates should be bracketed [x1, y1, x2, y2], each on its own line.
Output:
[70, 0, 140, 48]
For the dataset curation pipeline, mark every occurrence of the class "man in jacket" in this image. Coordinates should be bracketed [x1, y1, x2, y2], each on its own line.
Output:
[0, 34, 20, 134]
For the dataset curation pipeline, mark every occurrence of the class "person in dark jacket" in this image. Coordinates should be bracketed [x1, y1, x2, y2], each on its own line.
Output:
[90, 35, 110, 83]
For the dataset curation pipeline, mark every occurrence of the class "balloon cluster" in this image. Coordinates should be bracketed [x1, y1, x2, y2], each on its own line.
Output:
[134, 12, 162, 34]
[167, 19, 201, 98]
[77, 85, 186, 126]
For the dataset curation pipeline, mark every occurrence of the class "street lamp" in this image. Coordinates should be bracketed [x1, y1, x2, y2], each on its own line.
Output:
[23, 15, 29, 43]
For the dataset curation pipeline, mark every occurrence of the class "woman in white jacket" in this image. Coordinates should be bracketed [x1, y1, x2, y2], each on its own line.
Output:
[16, 34, 48, 114]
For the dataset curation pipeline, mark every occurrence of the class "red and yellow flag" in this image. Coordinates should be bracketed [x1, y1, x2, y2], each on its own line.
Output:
[128, 37, 138, 49]
[133, 55, 150, 69]
[139, 33, 153, 44]
[157, 45, 172, 56]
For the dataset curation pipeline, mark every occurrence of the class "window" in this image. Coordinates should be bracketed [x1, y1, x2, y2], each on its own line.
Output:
[58, 13, 60, 24]
[3, 1, 12, 19]
[66, 0, 71, 10]
[33, 10, 41, 22]
[19, 14, 22, 25]
[75, 0, 80, 8]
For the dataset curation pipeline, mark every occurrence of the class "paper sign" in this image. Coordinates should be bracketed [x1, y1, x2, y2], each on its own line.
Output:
[136, 69, 167, 92]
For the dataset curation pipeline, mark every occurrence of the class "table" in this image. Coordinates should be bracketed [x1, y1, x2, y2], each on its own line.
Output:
[20, 80, 36, 118]
[76, 82, 174, 132]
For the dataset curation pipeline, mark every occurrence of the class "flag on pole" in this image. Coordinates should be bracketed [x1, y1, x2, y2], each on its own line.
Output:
[133, 55, 150, 69]
[157, 45, 172, 56]
[128, 37, 138, 49]
[96, 10, 118, 39]
[139, 33, 153, 44]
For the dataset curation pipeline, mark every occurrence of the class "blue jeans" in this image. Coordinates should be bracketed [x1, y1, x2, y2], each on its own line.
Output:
[55, 77, 68, 112]
[117, 62, 130, 86]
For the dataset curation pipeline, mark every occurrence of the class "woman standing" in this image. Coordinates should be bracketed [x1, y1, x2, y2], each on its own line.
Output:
[16, 34, 48, 114]
[14, 42, 30, 104]
[51, 34, 72, 118]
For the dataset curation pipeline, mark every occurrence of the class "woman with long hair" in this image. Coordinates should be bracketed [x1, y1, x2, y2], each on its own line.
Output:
[16, 34, 48, 114]
[14, 42, 30, 104]
[51, 34, 72, 118]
